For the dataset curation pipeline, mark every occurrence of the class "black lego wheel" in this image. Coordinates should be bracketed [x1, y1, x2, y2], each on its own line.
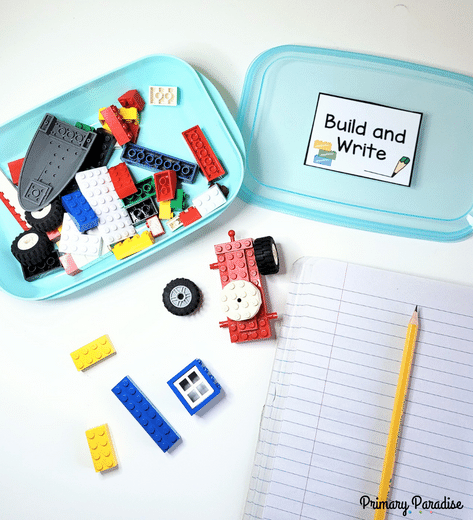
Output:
[25, 198, 64, 232]
[11, 229, 54, 267]
[254, 236, 280, 275]
[162, 278, 201, 316]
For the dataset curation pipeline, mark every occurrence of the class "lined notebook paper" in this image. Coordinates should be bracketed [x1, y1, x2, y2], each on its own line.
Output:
[244, 258, 473, 520]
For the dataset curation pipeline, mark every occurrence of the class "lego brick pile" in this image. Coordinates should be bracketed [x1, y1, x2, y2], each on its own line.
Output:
[3, 88, 228, 282]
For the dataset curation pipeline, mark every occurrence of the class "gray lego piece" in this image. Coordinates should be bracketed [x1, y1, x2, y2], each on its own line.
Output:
[18, 114, 97, 211]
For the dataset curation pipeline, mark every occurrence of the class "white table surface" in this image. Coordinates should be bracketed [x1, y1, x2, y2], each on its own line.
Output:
[1, 1, 473, 519]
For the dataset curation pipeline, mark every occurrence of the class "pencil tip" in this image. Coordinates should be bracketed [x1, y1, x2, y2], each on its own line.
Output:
[414, 305, 418, 312]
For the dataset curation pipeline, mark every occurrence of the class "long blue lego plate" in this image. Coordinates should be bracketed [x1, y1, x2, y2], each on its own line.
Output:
[0, 55, 244, 299]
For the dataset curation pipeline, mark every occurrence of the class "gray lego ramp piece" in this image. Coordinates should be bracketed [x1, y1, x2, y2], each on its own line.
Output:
[18, 114, 97, 211]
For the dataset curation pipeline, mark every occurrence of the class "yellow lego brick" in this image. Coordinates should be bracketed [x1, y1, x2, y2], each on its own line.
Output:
[86, 424, 118, 472]
[159, 200, 173, 220]
[119, 107, 140, 123]
[111, 231, 155, 260]
[70, 334, 116, 371]
[313, 140, 332, 151]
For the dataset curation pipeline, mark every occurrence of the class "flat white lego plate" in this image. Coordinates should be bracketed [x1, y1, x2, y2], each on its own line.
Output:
[0, 55, 244, 299]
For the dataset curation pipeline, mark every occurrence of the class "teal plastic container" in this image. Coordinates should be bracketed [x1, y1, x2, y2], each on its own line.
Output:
[0, 55, 244, 299]
[237, 45, 473, 241]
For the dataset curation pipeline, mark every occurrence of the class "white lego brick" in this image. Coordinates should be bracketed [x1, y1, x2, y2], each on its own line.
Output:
[146, 215, 165, 237]
[166, 215, 183, 231]
[0, 167, 30, 227]
[58, 213, 103, 256]
[71, 252, 109, 269]
[75, 167, 136, 246]
[192, 184, 226, 218]
[149, 86, 178, 106]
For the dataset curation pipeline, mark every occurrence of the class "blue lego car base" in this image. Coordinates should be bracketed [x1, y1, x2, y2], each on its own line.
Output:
[61, 190, 99, 232]
[121, 142, 199, 184]
[112, 376, 180, 452]
[167, 359, 222, 415]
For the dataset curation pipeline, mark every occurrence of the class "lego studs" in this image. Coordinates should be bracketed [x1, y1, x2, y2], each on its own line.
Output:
[220, 280, 262, 321]
[85, 424, 118, 472]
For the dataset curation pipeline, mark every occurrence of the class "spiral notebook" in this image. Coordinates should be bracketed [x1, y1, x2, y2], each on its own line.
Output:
[244, 258, 473, 520]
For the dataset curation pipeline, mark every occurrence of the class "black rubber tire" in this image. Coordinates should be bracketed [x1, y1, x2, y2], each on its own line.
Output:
[254, 236, 280, 275]
[25, 198, 64, 232]
[162, 278, 201, 316]
[11, 229, 54, 267]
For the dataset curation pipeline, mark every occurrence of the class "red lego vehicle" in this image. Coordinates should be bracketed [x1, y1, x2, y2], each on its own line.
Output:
[210, 230, 279, 343]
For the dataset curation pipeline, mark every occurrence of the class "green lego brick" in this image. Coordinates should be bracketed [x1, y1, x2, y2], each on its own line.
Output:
[122, 176, 156, 208]
[170, 189, 185, 211]
[75, 122, 96, 132]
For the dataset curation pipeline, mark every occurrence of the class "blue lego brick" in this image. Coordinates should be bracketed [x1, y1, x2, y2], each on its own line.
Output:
[111, 376, 180, 452]
[121, 142, 198, 184]
[167, 359, 222, 415]
[313, 155, 332, 166]
[61, 190, 99, 232]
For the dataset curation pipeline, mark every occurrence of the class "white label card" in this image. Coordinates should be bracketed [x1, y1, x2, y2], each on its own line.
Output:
[304, 94, 423, 186]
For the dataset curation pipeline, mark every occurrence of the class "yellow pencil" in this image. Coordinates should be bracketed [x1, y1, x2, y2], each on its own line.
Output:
[374, 306, 419, 520]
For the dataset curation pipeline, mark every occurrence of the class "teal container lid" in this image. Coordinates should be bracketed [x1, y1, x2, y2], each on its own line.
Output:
[237, 45, 473, 241]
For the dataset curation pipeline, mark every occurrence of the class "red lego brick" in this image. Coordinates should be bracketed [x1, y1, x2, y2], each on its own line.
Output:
[179, 206, 201, 227]
[46, 227, 61, 243]
[100, 106, 133, 146]
[154, 170, 177, 202]
[125, 121, 140, 143]
[0, 191, 29, 230]
[222, 310, 278, 343]
[118, 89, 145, 111]
[212, 236, 260, 288]
[210, 230, 278, 343]
[182, 125, 225, 182]
[108, 162, 137, 199]
[7, 158, 24, 186]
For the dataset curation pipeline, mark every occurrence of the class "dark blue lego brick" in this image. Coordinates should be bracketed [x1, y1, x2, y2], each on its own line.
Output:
[112, 376, 180, 452]
[167, 359, 221, 415]
[121, 142, 198, 184]
[61, 190, 99, 232]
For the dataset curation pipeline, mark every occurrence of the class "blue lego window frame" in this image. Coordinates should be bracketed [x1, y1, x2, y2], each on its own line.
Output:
[167, 359, 221, 415]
